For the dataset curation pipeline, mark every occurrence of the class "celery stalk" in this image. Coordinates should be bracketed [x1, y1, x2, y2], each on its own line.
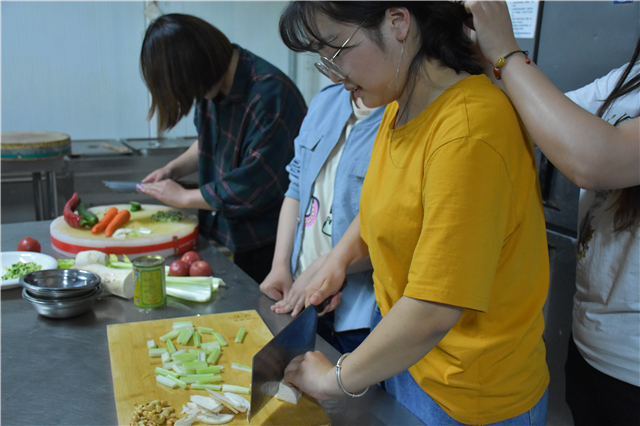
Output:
[194, 331, 202, 348]
[198, 326, 214, 334]
[172, 321, 193, 329]
[149, 348, 168, 357]
[201, 341, 221, 351]
[231, 362, 252, 373]
[156, 375, 178, 389]
[159, 329, 180, 342]
[177, 327, 195, 346]
[207, 347, 221, 364]
[166, 338, 177, 355]
[180, 374, 222, 384]
[196, 365, 223, 375]
[235, 327, 246, 343]
[155, 367, 179, 378]
[212, 332, 228, 347]
[108, 261, 133, 269]
[165, 374, 188, 389]
[222, 384, 250, 394]
[172, 352, 197, 362]
[191, 384, 223, 391]
[183, 360, 208, 370]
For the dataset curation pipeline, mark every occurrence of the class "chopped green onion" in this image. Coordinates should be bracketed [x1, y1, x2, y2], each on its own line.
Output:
[159, 329, 180, 342]
[196, 365, 223, 375]
[212, 332, 228, 347]
[166, 339, 177, 355]
[235, 327, 246, 343]
[191, 384, 222, 391]
[194, 331, 202, 348]
[231, 362, 252, 373]
[198, 326, 214, 334]
[149, 348, 168, 358]
[147, 339, 156, 349]
[207, 348, 221, 365]
[222, 384, 250, 394]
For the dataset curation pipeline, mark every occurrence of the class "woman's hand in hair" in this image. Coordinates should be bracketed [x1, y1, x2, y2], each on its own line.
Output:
[462, 1, 520, 65]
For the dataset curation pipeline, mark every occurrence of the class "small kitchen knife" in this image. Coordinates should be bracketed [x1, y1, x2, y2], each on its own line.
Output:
[249, 305, 317, 421]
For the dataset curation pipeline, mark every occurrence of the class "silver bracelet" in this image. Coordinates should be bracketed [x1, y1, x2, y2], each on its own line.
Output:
[335, 352, 369, 398]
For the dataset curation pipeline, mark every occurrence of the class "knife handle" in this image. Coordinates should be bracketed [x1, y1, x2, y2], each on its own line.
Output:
[314, 279, 347, 313]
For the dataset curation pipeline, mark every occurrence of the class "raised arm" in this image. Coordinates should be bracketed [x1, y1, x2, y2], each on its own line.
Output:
[466, 0, 640, 190]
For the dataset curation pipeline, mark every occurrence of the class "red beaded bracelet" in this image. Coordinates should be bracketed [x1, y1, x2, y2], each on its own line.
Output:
[493, 50, 531, 80]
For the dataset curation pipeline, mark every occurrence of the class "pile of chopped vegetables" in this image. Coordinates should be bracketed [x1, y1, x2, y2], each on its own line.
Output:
[1, 261, 41, 280]
[151, 211, 183, 223]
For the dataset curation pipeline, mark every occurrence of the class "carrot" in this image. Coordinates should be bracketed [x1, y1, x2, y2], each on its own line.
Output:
[105, 210, 131, 237]
[91, 207, 119, 235]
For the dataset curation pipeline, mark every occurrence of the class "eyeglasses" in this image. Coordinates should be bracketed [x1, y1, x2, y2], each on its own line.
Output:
[315, 21, 366, 80]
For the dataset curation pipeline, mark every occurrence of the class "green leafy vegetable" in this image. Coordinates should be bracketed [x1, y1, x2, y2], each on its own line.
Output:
[57, 259, 75, 269]
[150, 210, 182, 222]
[2, 261, 41, 280]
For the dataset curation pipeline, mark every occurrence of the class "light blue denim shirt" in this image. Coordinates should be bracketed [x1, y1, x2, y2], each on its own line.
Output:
[285, 84, 385, 332]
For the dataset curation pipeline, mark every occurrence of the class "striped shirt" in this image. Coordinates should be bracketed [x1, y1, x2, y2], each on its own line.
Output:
[195, 45, 307, 253]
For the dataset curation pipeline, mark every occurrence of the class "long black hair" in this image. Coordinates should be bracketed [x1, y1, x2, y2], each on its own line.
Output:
[598, 36, 640, 233]
[279, 1, 483, 78]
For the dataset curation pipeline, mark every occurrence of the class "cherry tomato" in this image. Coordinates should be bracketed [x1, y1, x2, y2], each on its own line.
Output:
[169, 260, 190, 277]
[17, 237, 41, 253]
[181, 251, 202, 266]
[189, 260, 212, 277]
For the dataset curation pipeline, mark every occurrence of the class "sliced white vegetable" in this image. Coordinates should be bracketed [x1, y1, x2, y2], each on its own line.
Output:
[275, 380, 302, 404]
[201, 341, 221, 351]
[138, 227, 152, 234]
[190, 395, 223, 413]
[71, 263, 134, 299]
[147, 339, 156, 349]
[166, 280, 212, 303]
[161, 351, 171, 363]
[206, 390, 239, 414]
[74, 250, 109, 266]
[174, 413, 198, 426]
[223, 392, 250, 412]
[112, 228, 132, 239]
[196, 413, 234, 425]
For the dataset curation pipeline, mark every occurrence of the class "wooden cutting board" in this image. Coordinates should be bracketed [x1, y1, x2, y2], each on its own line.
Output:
[107, 310, 330, 426]
[50, 204, 198, 259]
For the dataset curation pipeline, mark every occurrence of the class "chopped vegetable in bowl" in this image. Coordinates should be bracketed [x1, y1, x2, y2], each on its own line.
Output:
[2, 261, 41, 280]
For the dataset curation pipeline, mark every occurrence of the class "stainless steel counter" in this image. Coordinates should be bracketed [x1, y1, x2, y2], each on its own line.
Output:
[1, 220, 422, 426]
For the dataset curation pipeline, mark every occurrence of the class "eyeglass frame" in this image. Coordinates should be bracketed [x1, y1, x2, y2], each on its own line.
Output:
[314, 20, 367, 80]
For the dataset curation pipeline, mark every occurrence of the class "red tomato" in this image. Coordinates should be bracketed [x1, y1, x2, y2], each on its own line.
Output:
[17, 237, 41, 253]
[180, 251, 202, 266]
[169, 260, 190, 277]
[189, 260, 212, 277]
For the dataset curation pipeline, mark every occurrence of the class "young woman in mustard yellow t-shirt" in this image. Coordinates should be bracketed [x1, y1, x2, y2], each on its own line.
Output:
[279, 2, 550, 425]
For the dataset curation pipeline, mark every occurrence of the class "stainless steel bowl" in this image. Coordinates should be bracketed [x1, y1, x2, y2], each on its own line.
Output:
[22, 284, 102, 318]
[20, 269, 101, 299]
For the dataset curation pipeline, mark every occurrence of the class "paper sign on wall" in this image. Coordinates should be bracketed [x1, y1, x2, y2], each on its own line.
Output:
[507, 1, 540, 39]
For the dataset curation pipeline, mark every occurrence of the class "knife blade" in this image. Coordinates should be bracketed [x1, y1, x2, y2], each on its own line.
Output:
[103, 180, 200, 193]
[249, 305, 317, 420]
[103, 181, 141, 193]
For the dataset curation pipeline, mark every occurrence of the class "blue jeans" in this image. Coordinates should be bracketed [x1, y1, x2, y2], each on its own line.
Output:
[372, 307, 549, 426]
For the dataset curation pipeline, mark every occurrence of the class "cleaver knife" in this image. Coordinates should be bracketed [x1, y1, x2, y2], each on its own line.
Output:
[249, 304, 317, 420]
[103, 180, 199, 193]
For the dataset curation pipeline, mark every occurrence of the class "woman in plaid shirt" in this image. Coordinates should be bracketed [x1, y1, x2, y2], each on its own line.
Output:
[139, 14, 307, 282]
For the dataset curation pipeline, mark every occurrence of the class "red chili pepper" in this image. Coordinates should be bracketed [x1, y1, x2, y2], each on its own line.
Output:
[63, 192, 83, 228]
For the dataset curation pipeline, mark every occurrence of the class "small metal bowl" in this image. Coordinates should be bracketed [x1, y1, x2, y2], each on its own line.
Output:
[22, 284, 102, 319]
[20, 269, 101, 299]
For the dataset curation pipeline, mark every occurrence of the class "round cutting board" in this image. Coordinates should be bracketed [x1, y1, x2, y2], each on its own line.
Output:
[1, 131, 71, 160]
[50, 204, 199, 259]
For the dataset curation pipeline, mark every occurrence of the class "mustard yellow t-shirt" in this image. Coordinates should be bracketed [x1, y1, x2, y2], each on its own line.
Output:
[360, 74, 550, 424]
